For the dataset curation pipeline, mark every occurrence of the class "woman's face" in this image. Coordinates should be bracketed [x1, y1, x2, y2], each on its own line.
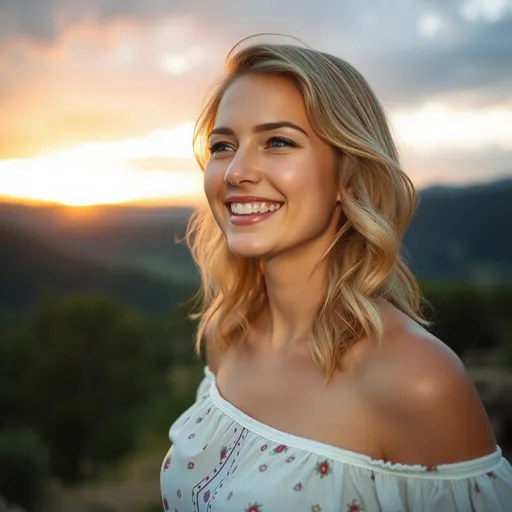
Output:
[204, 73, 340, 260]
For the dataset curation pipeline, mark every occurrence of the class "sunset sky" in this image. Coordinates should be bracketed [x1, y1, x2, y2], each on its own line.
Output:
[0, 0, 511, 206]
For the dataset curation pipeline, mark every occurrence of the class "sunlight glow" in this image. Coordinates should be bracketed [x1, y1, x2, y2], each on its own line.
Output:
[2, 103, 512, 206]
[391, 103, 512, 151]
[0, 122, 203, 206]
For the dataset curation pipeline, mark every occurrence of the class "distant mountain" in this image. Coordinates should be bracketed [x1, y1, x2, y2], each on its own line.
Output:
[0, 224, 190, 316]
[0, 177, 510, 287]
[0, 203, 198, 285]
[404, 178, 512, 283]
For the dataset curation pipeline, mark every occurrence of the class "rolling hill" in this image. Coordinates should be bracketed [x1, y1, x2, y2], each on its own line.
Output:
[404, 178, 512, 283]
[0, 224, 191, 316]
[0, 177, 510, 309]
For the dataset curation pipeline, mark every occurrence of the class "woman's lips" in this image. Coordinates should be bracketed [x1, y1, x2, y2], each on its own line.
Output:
[226, 204, 282, 226]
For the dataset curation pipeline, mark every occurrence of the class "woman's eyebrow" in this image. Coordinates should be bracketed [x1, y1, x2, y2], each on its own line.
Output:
[209, 121, 309, 138]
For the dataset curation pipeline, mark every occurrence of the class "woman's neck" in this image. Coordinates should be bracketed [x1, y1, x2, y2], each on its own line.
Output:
[260, 244, 331, 353]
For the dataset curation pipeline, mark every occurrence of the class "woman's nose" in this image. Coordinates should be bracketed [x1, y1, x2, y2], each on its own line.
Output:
[224, 147, 262, 186]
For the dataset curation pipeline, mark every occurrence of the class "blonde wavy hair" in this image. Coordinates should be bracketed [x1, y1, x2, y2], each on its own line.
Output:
[186, 38, 427, 383]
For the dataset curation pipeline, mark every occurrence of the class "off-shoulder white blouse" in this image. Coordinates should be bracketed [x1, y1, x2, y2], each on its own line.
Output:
[160, 366, 512, 511]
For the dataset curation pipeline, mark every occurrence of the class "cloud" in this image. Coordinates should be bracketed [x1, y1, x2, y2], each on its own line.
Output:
[0, 0, 511, 191]
[2, 0, 511, 109]
[460, 0, 512, 22]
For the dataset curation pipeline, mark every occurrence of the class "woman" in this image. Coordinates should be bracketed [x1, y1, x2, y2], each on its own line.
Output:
[160, 38, 512, 511]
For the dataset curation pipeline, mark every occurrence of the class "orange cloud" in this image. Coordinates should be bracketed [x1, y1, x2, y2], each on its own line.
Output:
[0, 15, 213, 159]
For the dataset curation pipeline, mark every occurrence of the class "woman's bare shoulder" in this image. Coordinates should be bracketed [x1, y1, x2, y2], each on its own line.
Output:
[358, 319, 497, 465]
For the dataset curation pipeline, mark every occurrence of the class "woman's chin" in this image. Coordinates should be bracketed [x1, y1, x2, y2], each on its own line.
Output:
[227, 238, 272, 259]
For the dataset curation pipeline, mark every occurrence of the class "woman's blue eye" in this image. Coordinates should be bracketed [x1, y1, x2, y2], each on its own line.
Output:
[267, 137, 296, 149]
[209, 137, 296, 154]
[209, 142, 231, 154]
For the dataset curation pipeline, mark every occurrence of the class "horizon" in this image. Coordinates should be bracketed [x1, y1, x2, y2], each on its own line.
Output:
[1, 172, 510, 210]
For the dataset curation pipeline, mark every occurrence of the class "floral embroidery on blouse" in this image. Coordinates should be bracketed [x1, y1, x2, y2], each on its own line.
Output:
[346, 500, 363, 511]
[294, 482, 303, 491]
[271, 444, 288, 455]
[260, 443, 268, 451]
[245, 503, 262, 512]
[187, 461, 195, 470]
[286, 455, 296, 463]
[315, 460, 332, 478]
[259, 464, 268, 472]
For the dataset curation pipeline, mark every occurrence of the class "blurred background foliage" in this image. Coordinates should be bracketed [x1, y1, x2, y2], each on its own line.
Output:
[0, 182, 511, 511]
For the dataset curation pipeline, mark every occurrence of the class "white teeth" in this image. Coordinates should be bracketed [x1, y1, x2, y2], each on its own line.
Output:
[229, 201, 282, 215]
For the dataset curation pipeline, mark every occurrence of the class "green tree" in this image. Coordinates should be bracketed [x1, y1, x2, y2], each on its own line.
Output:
[0, 427, 49, 510]
[421, 283, 497, 356]
[18, 295, 154, 482]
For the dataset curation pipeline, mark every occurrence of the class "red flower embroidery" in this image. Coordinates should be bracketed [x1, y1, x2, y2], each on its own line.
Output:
[260, 444, 268, 451]
[220, 446, 228, 459]
[370, 471, 375, 481]
[204, 490, 211, 502]
[294, 482, 303, 491]
[315, 459, 332, 478]
[271, 444, 288, 455]
[245, 503, 262, 512]
[162, 497, 169, 511]
[346, 500, 363, 511]
[163, 456, 171, 471]
[425, 465, 437, 472]
[187, 461, 195, 470]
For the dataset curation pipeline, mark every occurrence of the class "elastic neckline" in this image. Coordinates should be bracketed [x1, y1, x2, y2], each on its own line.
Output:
[205, 366, 504, 479]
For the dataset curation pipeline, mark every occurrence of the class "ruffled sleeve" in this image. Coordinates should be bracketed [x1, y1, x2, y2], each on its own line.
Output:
[344, 448, 512, 512]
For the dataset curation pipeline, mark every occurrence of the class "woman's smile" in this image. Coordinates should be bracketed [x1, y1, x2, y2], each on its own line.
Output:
[226, 197, 284, 226]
